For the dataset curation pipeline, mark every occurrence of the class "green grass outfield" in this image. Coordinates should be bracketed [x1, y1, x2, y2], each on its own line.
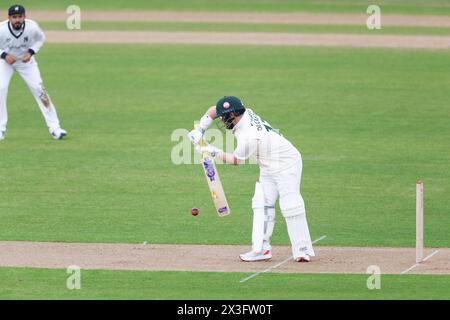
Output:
[17, 0, 450, 15]
[39, 21, 450, 36]
[1, 44, 448, 247]
[0, 267, 449, 299]
[0, 44, 449, 299]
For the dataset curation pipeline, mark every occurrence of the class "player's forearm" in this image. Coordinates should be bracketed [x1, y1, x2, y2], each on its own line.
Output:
[197, 106, 217, 132]
[29, 29, 46, 54]
[217, 152, 240, 165]
[29, 40, 44, 54]
[206, 106, 217, 119]
[189, 106, 218, 146]
[0, 46, 8, 59]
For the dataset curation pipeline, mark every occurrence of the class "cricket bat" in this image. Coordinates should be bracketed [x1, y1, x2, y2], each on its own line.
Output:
[196, 126, 231, 217]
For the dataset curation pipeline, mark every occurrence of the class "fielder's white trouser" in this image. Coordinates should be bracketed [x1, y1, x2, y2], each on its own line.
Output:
[251, 159, 315, 258]
[0, 58, 61, 132]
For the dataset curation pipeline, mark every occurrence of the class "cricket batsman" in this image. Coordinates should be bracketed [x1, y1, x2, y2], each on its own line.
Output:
[188, 96, 315, 262]
[0, 5, 67, 140]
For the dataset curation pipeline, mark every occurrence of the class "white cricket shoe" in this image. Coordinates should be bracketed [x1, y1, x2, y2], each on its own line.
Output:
[294, 254, 311, 263]
[51, 128, 67, 140]
[262, 241, 272, 252]
[239, 249, 272, 262]
[0, 131, 5, 140]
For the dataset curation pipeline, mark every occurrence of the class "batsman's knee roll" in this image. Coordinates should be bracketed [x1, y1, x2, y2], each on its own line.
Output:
[280, 192, 305, 218]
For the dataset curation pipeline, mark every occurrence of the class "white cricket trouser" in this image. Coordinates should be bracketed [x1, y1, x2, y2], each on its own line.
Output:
[0, 58, 61, 132]
[258, 159, 315, 257]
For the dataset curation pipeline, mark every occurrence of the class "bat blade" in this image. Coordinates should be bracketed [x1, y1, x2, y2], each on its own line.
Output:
[201, 151, 230, 217]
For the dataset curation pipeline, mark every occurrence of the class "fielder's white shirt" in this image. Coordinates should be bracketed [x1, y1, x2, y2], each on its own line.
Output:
[233, 109, 301, 174]
[0, 19, 45, 59]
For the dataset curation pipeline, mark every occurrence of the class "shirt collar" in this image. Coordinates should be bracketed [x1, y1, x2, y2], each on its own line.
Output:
[8, 21, 25, 39]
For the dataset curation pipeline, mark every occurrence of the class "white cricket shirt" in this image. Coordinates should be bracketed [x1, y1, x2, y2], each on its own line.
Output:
[0, 19, 45, 59]
[233, 108, 301, 174]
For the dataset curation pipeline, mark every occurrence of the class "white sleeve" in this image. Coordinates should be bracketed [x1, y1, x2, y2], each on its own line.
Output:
[29, 23, 45, 54]
[0, 30, 6, 57]
[233, 137, 258, 160]
[199, 113, 213, 131]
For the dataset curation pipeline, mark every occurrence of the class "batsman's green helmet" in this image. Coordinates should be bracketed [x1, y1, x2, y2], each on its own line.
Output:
[215, 96, 246, 118]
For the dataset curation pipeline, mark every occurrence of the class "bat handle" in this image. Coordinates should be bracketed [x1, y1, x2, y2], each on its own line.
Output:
[194, 124, 207, 152]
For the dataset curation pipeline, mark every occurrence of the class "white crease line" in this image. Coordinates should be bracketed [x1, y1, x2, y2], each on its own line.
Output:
[401, 263, 419, 275]
[401, 250, 440, 275]
[423, 250, 439, 262]
[239, 235, 327, 283]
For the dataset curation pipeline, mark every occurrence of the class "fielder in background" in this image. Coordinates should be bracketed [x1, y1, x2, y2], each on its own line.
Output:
[0, 5, 67, 141]
[188, 96, 315, 262]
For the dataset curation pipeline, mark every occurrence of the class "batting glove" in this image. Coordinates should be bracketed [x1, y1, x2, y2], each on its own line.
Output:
[188, 128, 203, 145]
[196, 144, 223, 158]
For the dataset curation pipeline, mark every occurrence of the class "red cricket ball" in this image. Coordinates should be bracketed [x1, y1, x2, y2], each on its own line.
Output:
[191, 207, 199, 216]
